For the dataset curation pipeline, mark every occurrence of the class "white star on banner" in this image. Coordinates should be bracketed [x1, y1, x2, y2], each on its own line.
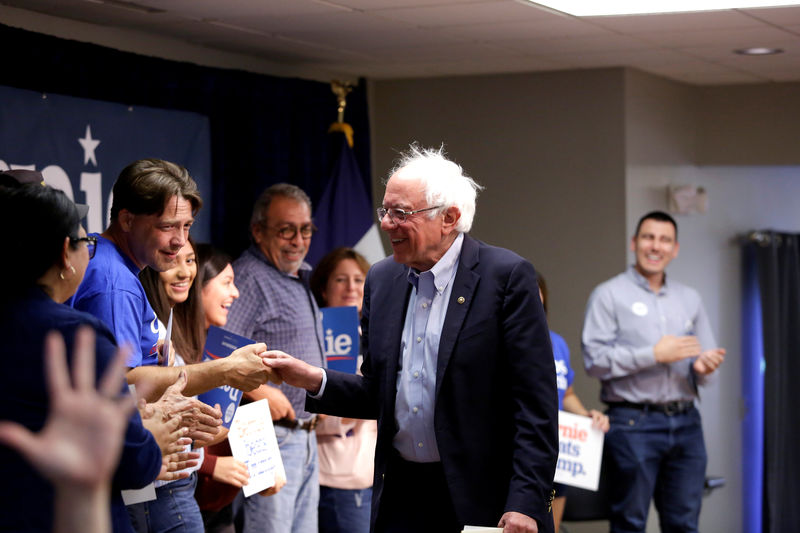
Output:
[78, 125, 101, 166]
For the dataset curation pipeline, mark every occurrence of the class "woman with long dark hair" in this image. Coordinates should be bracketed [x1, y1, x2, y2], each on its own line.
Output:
[193, 244, 284, 533]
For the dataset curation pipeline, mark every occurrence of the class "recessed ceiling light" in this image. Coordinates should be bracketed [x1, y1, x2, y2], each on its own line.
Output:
[734, 47, 784, 55]
[524, 1, 800, 16]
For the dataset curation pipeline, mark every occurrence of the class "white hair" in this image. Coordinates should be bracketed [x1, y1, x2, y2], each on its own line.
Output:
[388, 144, 483, 233]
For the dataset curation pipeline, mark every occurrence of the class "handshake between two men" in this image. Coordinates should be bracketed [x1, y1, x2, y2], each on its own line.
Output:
[131, 342, 288, 482]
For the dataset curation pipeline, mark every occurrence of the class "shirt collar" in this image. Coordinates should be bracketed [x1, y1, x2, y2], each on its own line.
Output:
[626, 264, 669, 295]
[407, 233, 464, 295]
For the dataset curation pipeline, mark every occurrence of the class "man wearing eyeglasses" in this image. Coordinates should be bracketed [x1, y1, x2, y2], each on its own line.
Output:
[262, 146, 558, 533]
[226, 183, 326, 533]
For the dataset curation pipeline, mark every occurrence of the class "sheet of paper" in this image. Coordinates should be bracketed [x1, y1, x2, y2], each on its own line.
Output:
[553, 410, 605, 491]
[161, 307, 173, 366]
[462, 527, 502, 532]
[121, 382, 157, 502]
[121, 483, 156, 505]
[228, 399, 285, 497]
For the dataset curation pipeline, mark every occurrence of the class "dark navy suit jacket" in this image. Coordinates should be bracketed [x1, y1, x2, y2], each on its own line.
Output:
[308, 234, 558, 531]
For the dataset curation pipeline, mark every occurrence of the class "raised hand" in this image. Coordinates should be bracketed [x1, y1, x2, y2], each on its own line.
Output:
[0, 327, 136, 533]
[0, 328, 133, 489]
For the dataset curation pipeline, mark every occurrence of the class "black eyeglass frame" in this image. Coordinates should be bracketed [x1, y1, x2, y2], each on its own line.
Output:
[71, 235, 98, 259]
[266, 223, 317, 240]
[376, 205, 443, 224]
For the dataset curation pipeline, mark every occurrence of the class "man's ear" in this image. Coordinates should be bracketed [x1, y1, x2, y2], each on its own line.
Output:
[118, 209, 135, 232]
[251, 224, 263, 245]
[442, 206, 461, 235]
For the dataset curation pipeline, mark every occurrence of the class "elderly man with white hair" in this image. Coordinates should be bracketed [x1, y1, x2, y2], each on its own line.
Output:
[264, 145, 558, 533]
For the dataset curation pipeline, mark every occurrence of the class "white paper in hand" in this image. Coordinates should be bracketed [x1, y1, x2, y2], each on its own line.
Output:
[228, 399, 284, 497]
[161, 307, 173, 366]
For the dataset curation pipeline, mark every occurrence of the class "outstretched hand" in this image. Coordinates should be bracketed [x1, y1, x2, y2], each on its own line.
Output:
[150, 371, 222, 446]
[0, 328, 134, 490]
[261, 351, 324, 394]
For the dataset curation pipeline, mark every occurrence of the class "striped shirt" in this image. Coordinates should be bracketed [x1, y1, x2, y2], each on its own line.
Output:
[226, 245, 325, 418]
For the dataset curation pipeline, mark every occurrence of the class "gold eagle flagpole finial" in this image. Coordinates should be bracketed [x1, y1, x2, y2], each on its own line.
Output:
[329, 80, 355, 147]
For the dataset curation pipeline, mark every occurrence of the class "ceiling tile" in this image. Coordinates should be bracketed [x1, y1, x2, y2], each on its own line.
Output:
[740, 5, 800, 25]
[588, 10, 764, 33]
[370, 0, 561, 26]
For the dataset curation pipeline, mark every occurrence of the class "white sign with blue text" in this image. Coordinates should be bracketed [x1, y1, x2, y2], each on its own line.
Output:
[320, 306, 359, 374]
[553, 410, 605, 491]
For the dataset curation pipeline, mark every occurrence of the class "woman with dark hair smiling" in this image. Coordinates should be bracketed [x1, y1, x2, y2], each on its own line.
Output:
[0, 178, 162, 533]
[193, 244, 284, 533]
[139, 237, 208, 533]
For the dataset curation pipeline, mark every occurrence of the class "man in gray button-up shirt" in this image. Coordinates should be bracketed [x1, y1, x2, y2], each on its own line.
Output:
[582, 210, 725, 533]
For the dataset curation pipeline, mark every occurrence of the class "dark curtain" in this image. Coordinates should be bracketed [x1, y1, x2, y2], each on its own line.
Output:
[747, 231, 800, 533]
[0, 22, 371, 256]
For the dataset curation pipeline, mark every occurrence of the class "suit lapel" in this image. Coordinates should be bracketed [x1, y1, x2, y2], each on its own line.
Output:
[435, 235, 480, 399]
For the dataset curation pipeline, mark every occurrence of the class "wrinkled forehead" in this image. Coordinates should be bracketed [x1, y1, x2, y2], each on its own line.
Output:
[264, 196, 312, 225]
[384, 174, 425, 207]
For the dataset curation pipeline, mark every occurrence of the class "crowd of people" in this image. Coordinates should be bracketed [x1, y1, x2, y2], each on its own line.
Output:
[0, 145, 725, 533]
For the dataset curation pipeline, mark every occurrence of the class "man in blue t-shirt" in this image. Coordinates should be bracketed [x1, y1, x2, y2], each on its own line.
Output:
[71, 159, 281, 533]
[72, 159, 276, 401]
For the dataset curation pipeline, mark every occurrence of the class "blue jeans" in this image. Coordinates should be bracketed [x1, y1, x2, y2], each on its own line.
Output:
[319, 486, 372, 533]
[605, 406, 707, 533]
[237, 426, 318, 533]
[127, 472, 204, 533]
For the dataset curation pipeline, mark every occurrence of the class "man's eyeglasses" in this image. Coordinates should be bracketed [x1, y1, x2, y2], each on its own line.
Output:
[376, 205, 442, 225]
[270, 224, 317, 240]
[71, 235, 98, 259]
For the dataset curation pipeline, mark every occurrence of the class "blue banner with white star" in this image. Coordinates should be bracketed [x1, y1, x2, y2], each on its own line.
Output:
[0, 85, 212, 240]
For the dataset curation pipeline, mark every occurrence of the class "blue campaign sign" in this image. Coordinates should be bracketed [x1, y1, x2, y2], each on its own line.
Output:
[198, 326, 254, 428]
[0, 85, 212, 240]
[320, 306, 360, 374]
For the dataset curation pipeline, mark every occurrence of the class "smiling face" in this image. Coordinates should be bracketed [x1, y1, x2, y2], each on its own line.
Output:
[631, 218, 679, 282]
[252, 196, 312, 276]
[380, 175, 458, 271]
[159, 240, 197, 306]
[123, 195, 194, 272]
[323, 258, 367, 313]
[202, 263, 239, 328]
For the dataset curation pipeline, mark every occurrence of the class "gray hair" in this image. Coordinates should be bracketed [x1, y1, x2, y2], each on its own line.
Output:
[388, 144, 483, 233]
[250, 183, 312, 228]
